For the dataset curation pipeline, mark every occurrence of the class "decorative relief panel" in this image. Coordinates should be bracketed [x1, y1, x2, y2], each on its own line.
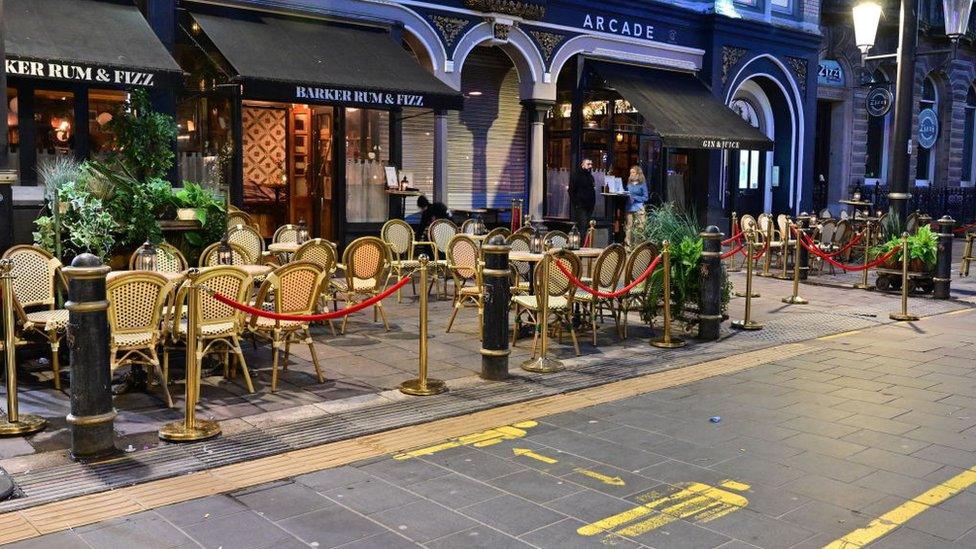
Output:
[721, 46, 749, 85]
[429, 15, 470, 48]
[529, 30, 565, 62]
[786, 56, 809, 95]
[463, 0, 546, 20]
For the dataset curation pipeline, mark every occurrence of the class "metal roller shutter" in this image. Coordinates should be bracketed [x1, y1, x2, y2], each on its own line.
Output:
[447, 47, 527, 209]
[400, 107, 435, 217]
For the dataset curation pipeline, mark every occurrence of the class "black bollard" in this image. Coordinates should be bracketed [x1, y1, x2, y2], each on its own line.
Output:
[698, 226, 723, 341]
[933, 215, 955, 299]
[480, 235, 511, 380]
[797, 214, 811, 281]
[62, 254, 117, 461]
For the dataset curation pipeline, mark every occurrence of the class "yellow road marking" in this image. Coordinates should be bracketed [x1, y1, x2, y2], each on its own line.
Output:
[574, 467, 626, 486]
[512, 448, 558, 464]
[578, 481, 750, 540]
[824, 467, 976, 548]
[394, 421, 538, 459]
[818, 329, 863, 341]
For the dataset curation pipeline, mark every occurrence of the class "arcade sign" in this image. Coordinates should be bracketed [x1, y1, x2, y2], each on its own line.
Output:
[866, 87, 893, 117]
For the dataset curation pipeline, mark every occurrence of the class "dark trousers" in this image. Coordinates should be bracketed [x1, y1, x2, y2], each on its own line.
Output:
[571, 204, 593, 233]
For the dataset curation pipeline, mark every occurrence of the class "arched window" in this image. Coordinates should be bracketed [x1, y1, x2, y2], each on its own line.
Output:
[731, 98, 762, 190]
[963, 87, 976, 185]
[864, 70, 891, 183]
[915, 77, 937, 185]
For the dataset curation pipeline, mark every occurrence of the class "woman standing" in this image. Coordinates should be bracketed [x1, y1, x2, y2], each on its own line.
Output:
[625, 165, 648, 246]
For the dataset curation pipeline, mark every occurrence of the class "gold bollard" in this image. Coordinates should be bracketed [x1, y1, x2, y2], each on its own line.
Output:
[776, 218, 791, 280]
[651, 241, 686, 348]
[727, 212, 741, 273]
[854, 221, 874, 290]
[731, 237, 763, 331]
[734, 230, 760, 298]
[960, 232, 973, 277]
[522, 248, 565, 373]
[0, 259, 47, 437]
[782, 222, 809, 305]
[890, 233, 919, 321]
[160, 270, 221, 441]
[760, 219, 773, 277]
[401, 256, 447, 395]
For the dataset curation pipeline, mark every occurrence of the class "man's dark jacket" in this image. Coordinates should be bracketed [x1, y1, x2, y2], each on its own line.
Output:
[569, 168, 596, 212]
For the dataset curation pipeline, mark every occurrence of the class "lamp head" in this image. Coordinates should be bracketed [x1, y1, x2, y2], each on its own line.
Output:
[852, 0, 883, 56]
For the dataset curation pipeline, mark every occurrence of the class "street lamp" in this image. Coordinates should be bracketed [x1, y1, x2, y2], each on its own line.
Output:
[851, 0, 974, 225]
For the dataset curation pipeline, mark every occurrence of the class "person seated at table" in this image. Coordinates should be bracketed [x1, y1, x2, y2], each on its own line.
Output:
[417, 195, 451, 240]
[625, 165, 648, 247]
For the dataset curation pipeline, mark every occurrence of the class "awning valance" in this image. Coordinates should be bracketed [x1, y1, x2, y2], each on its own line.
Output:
[3, 0, 181, 87]
[190, 9, 463, 111]
[591, 62, 773, 151]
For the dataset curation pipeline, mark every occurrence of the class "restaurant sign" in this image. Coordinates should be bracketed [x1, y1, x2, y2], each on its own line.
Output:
[243, 79, 463, 110]
[917, 108, 939, 150]
[817, 59, 844, 88]
[700, 139, 741, 149]
[296, 86, 427, 107]
[5, 57, 158, 86]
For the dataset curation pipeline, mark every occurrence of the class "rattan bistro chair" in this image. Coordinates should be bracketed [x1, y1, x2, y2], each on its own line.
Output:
[106, 271, 175, 407]
[227, 210, 255, 229]
[199, 241, 252, 267]
[507, 233, 532, 293]
[247, 262, 327, 392]
[381, 219, 421, 303]
[273, 224, 300, 244]
[1, 245, 69, 389]
[545, 230, 569, 249]
[483, 227, 510, 242]
[335, 236, 393, 334]
[445, 235, 484, 336]
[166, 267, 255, 394]
[574, 244, 626, 346]
[291, 238, 340, 336]
[619, 242, 659, 339]
[512, 250, 582, 356]
[227, 224, 274, 265]
[427, 218, 458, 297]
[127, 242, 188, 273]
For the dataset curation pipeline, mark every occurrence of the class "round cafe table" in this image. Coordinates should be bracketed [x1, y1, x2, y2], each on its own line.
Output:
[268, 242, 300, 254]
[509, 247, 604, 291]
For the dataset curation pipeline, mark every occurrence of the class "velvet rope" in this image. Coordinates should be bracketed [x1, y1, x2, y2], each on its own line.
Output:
[720, 241, 747, 260]
[556, 253, 663, 299]
[739, 239, 769, 261]
[795, 231, 900, 272]
[721, 230, 743, 246]
[802, 230, 864, 259]
[952, 221, 976, 234]
[209, 276, 412, 321]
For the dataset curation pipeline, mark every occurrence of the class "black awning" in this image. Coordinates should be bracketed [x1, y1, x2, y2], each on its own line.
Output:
[591, 62, 773, 151]
[190, 9, 463, 111]
[3, 0, 181, 87]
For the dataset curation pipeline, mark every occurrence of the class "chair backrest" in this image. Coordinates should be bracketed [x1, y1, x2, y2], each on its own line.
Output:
[833, 219, 850, 245]
[484, 227, 510, 242]
[818, 219, 836, 245]
[1, 245, 63, 308]
[448, 234, 480, 283]
[227, 210, 253, 227]
[381, 219, 415, 258]
[128, 242, 187, 273]
[254, 262, 325, 320]
[342, 236, 391, 292]
[819, 208, 832, 219]
[533, 250, 580, 303]
[513, 226, 533, 238]
[624, 241, 660, 290]
[199, 241, 252, 267]
[175, 267, 251, 331]
[545, 230, 569, 249]
[428, 219, 458, 259]
[906, 212, 920, 235]
[839, 210, 849, 220]
[739, 214, 757, 234]
[273, 224, 300, 244]
[592, 244, 627, 291]
[226, 224, 265, 261]
[106, 271, 170, 336]
[293, 239, 337, 273]
[777, 214, 790, 239]
[507, 233, 531, 277]
[459, 218, 476, 233]
[757, 213, 771, 233]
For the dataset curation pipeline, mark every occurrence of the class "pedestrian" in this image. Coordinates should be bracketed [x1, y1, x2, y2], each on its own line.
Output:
[625, 165, 648, 246]
[569, 158, 596, 232]
[416, 195, 450, 241]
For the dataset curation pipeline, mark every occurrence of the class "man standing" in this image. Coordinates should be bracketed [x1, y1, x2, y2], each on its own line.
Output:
[569, 158, 596, 231]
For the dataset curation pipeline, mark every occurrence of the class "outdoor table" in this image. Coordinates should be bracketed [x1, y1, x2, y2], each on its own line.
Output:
[602, 192, 630, 244]
[387, 189, 422, 220]
[509, 247, 604, 291]
[268, 241, 300, 262]
[839, 199, 873, 221]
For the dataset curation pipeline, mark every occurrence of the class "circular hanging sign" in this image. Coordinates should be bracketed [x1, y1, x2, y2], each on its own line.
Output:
[866, 87, 893, 117]
[917, 108, 939, 150]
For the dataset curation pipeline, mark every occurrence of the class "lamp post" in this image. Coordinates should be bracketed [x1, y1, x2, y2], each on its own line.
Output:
[852, 0, 973, 226]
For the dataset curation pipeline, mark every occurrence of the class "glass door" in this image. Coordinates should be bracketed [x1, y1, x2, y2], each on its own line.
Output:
[311, 107, 335, 241]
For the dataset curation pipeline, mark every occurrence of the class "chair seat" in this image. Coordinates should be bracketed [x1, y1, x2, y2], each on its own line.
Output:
[458, 286, 482, 297]
[113, 331, 156, 347]
[176, 320, 237, 337]
[512, 295, 569, 311]
[24, 309, 69, 331]
[252, 316, 306, 330]
[332, 278, 377, 292]
[394, 259, 421, 268]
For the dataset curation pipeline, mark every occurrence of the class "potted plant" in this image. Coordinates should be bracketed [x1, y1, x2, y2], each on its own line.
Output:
[870, 225, 938, 272]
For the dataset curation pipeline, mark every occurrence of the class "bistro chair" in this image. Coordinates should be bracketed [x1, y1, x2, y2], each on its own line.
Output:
[819, 208, 832, 219]
[483, 226, 510, 243]
[293, 238, 340, 336]
[816, 219, 837, 274]
[1, 245, 69, 389]
[166, 266, 255, 394]
[335, 236, 393, 334]
[512, 225, 534, 239]
[619, 241, 659, 339]
[445, 235, 484, 337]
[574, 244, 626, 346]
[832, 219, 852, 262]
[507, 233, 532, 294]
[106, 271, 174, 407]
[459, 218, 477, 234]
[199, 241, 252, 267]
[428, 218, 459, 297]
[739, 214, 758, 236]
[227, 210, 255, 229]
[248, 262, 327, 392]
[545, 230, 569, 249]
[512, 250, 582, 357]
[227, 224, 274, 265]
[381, 219, 421, 303]
[127, 242, 188, 273]
[273, 224, 300, 244]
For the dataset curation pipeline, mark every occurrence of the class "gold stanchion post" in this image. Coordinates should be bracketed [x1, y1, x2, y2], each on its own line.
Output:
[0, 259, 46, 436]
[782, 222, 808, 305]
[401, 256, 447, 395]
[159, 269, 220, 441]
[731, 234, 763, 331]
[727, 212, 741, 272]
[522, 249, 564, 373]
[890, 233, 919, 321]
[734, 230, 760, 298]
[651, 241, 686, 348]
[760, 219, 773, 277]
[854, 221, 874, 290]
[776, 218, 791, 280]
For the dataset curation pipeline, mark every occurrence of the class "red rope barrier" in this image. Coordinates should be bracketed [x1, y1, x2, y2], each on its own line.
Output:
[556, 253, 663, 299]
[721, 230, 743, 246]
[720, 241, 746, 260]
[739, 239, 768, 261]
[802, 230, 864, 259]
[210, 276, 412, 321]
[797, 233, 899, 272]
[953, 222, 976, 234]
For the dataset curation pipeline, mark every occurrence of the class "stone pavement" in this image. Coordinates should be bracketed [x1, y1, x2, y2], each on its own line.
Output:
[7, 304, 976, 548]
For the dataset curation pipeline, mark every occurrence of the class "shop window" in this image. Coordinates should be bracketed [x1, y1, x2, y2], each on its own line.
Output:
[178, 95, 233, 190]
[915, 77, 937, 185]
[731, 99, 762, 190]
[34, 90, 75, 165]
[88, 89, 126, 155]
[581, 100, 609, 130]
[5, 88, 18, 179]
[771, 0, 792, 12]
[549, 102, 572, 132]
[345, 107, 389, 223]
[963, 87, 976, 185]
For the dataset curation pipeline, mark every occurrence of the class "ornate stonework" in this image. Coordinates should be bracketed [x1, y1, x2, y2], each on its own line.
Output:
[464, 0, 546, 20]
[493, 22, 512, 41]
[722, 46, 749, 84]
[529, 30, 564, 61]
[786, 56, 809, 95]
[429, 15, 469, 48]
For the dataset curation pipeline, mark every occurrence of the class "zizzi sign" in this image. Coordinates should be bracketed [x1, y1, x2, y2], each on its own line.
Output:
[582, 14, 654, 40]
[5, 58, 157, 86]
[817, 60, 844, 88]
[296, 86, 425, 107]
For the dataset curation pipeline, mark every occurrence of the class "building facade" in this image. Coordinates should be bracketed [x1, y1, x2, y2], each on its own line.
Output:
[4, 0, 823, 247]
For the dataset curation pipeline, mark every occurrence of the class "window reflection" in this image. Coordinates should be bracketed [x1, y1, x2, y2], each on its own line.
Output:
[345, 108, 389, 223]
